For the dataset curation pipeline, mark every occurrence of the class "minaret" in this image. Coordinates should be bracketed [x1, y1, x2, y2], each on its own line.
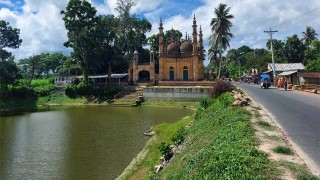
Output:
[158, 18, 164, 56]
[192, 14, 198, 54]
[199, 25, 203, 50]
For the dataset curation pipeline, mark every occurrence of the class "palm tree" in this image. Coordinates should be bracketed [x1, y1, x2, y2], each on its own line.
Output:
[208, 37, 220, 79]
[302, 26, 318, 48]
[210, 3, 234, 79]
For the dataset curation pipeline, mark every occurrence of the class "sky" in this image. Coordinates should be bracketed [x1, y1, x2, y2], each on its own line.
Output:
[1, 0, 320, 65]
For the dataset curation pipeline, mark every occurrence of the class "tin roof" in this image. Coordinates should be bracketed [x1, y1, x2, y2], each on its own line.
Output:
[77, 74, 128, 79]
[267, 63, 304, 71]
[278, 70, 297, 76]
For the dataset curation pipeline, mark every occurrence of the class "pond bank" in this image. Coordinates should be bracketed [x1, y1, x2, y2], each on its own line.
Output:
[119, 93, 319, 179]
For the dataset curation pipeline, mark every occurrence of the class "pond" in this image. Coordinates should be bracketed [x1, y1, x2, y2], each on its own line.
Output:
[0, 106, 193, 179]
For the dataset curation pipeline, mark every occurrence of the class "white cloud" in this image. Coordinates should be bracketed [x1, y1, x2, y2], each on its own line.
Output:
[0, 0, 14, 7]
[0, 0, 71, 60]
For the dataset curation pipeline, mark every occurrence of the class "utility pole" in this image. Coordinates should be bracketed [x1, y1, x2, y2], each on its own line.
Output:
[264, 28, 278, 80]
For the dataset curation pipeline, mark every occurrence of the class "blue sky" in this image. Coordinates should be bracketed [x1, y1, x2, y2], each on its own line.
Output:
[1, 0, 320, 65]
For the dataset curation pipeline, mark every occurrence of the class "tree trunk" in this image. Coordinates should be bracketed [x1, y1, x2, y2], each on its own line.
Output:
[217, 45, 223, 80]
[29, 66, 35, 87]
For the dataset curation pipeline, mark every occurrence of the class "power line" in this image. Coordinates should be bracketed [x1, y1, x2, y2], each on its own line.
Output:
[244, 6, 320, 48]
[271, 6, 320, 29]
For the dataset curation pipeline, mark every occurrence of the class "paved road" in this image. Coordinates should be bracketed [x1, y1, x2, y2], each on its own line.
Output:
[234, 82, 320, 174]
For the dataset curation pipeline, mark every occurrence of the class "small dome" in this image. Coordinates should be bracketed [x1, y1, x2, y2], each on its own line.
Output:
[180, 41, 193, 53]
[133, 50, 139, 55]
[167, 42, 180, 54]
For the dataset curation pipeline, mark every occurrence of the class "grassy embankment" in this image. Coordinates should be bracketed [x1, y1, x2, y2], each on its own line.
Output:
[122, 94, 316, 179]
[122, 92, 319, 179]
[119, 93, 277, 179]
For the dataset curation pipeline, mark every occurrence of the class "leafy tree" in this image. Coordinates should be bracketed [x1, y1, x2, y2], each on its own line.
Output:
[19, 54, 45, 85]
[0, 59, 21, 92]
[0, 20, 22, 60]
[305, 59, 320, 71]
[164, 29, 183, 45]
[266, 39, 285, 62]
[210, 3, 234, 79]
[115, 0, 151, 55]
[61, 0, 104, 84]
[301, 26, 318, 48]
[283, 34, 305, 63]
[0, 20, 22, 92]
[304, 40, 320, 71]
[148, 34, 159, 51]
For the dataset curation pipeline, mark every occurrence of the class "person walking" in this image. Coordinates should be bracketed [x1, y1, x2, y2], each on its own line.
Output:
[277, 78, 281, 90]
[284, 78, 287, 91]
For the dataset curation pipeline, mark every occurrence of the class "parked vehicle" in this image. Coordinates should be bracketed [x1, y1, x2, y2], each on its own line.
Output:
[259, 74, 271, 89]
[260, 79, 271, 89]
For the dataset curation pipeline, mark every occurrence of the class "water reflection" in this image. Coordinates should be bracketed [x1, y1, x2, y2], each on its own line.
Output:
[0, 106, 192, 179]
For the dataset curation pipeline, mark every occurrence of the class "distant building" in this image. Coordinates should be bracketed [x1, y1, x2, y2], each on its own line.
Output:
[55, 74, 128, 86]
[128, 15, 205, 85]
[266, 63, 305, 84]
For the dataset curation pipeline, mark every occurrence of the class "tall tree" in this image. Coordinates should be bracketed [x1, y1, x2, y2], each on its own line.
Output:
[61, 0, 104, 84]
[19, 54, 45, 85]
[0, 20, 22, 60]
[210, 3, 234, 79]
[0, 59, 21, 92]
[266, 39, 285, 62]
[0, 20, 22, 92]
[283, 34, 305, 63]
[207, 38, 220, 79]
[302, 26, 318, 48]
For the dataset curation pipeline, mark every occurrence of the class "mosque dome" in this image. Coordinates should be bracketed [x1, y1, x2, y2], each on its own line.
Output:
[167, 42, 180, 54]
[180, 41, 193, 54]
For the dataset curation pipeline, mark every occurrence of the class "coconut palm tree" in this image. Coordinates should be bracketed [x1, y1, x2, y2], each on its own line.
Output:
[302, 26, 318, 48]
[210, 3, 234, 79]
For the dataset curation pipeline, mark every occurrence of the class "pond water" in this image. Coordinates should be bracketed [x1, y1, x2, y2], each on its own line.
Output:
[0, 106, 192, 179]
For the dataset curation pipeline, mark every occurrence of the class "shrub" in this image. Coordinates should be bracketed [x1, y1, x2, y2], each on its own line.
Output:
[6, 85, 36, 98]
[159, 142, 172, 160]
[212, 80, 235, 97]
[218, 92, 234, 107]
[65, 85, 78, 99]
[200, 98, 215, 109]
[65, 83, 122, 100]
[272, 146, 293, 155]
[171, 126, 185, 146]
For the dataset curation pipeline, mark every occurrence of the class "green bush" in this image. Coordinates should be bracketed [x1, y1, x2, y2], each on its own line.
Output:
[65, 83, 121, 100]
[171, 126, 185, 146]
[159, 142, 172, 160]
[272, 146, 293, 155]
[6, 85, 36, 98]
[200, 98, 215, 109]
[65, 85, 78, 99]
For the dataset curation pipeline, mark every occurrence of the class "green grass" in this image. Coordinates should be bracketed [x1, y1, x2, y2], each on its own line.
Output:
[253, 110, 262, 118]
[37, 91, 84, 106]
[272, 146, 294, 155]
[257, 121, 276, 131]
[142, 100, 199, 109]
[277, 161, 319, 180]
[268, 135, 282, 141]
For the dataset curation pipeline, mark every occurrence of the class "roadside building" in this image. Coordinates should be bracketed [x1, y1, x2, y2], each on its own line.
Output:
[266, 63, 305, 85]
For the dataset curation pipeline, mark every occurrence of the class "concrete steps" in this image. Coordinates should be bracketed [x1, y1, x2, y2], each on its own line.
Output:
[111, 87, 144, 106]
